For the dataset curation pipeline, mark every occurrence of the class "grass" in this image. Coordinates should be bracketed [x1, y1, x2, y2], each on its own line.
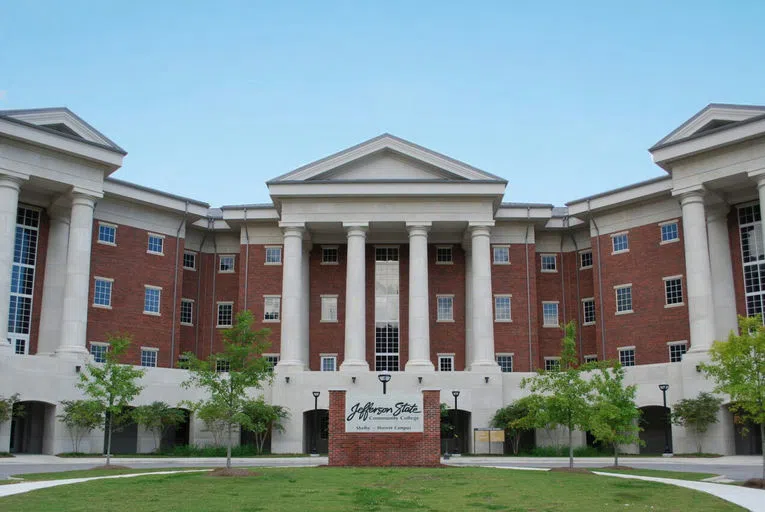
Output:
[0, 467, 745, 511]
[0, 452, 13, 458]
[10, 467, 211, 481]
[595, 468, 719, 481]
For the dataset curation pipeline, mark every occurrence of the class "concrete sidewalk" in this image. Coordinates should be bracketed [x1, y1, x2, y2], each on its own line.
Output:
[449, 455, 764, 466]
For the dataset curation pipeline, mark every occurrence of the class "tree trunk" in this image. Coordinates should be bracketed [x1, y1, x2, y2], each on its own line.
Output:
[760, 422, 764, 482]
[696, 426, 702, 455]
[106, 413, 113, 467]
[568, 425, 574, 469]
[227, 422, 232, 469]
[614, 443, 619, 467]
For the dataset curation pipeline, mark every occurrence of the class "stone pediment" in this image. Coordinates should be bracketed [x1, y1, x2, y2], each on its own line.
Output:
[652, 103, 765, 149]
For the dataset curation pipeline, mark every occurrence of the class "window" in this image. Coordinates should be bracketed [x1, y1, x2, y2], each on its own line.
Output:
[436, 246, 453, 264]
[660, 221, 679, 243]
[140, 348, 158, 368]
[668, 341, 688, 363]
[217, 302, 233, 327]
[8, 206, 40, 356]
[219, 255, 235, 273]
[216, 359, 230, 373]
[496, 354, 513, 373]
[542, 302, 559, 327]
[494, 295, 512, 322]
[265, 246, 282, 264]
[541, 254, 557, 272]
[143, 286, 161, 315]
[579, 250, 593, 269]
[13, 339, 26, 355]
[664, 276, 684, 306]
[97, 223, 116, 245]
[582, 297, 595, 325]
[493, 246, 510, 264]
[183, 250, 197, 270]
[180, 298, 194, 325]
[375, 323, 399, 371]
[375, 246, 400, 371]
[544, 357, 561, 371]
[264, 354, 279, 372]
[321, 246, 338, 265]
[147, 233, 164, 255]
[739, 204, 765, 319]
[612, 232, 629, 253]
[264, 296, 281, 322]
[93, 277, 113, 308]
[618, 347, 635, 367]
[437, 295, 454, 322]
[438, 354, 454, 372]
[375, 247, 399, 262]
[321, 295, 338, 322]
[615, 285, 633, 314]
[584, 355, 598, 364]
[90, 342, 108, 363]
[321, 355, 337, 372]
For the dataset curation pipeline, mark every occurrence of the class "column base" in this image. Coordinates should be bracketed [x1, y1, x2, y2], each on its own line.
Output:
[468, 360, 502, 373]
[340, 359, 369, 372]
[275, 360, 307, 373]
[404, 359, 435, 372]
[55, 345, 91, 362]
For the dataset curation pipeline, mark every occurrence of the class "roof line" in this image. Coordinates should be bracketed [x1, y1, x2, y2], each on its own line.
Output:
[565, 176, 671, 206]
[650, 105, 765, 151]
[500, 202, 554, 208]
[105, 177, 209, 207]
[271, 178, 505, 185]
[219, 203, 276, 210]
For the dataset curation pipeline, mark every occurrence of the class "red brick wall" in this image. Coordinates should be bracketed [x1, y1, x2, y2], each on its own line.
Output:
[239, 244, 283, 355]
[328, 389, 441, 467]
[309, 245, 346, 369]
[728, 207, 747, 318]
[561, 248, 597, 360]
[28, 209, 49, 355]
[179, 248, 200, 356]
[536, 249, 566, 365]
[429, 244, 465, 370]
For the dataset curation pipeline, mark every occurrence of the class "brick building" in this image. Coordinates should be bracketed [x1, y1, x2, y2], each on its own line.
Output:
[0, 104, 763, 456]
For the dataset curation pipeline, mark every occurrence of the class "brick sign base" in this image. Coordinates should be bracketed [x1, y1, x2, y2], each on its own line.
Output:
[328, 389, 440, 467]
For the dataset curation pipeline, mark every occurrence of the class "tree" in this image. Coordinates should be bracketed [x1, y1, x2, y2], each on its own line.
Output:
[183, 310, 273, 469]
[671, 392, 723, 455]
[57, 400, 105, 453]
[240, 397, 288, 454]
[522, 321, 593, 468]
[77, 335, 144, 466]
[0, 394, 21, 425]
[589, 363, 642, 466]
[490, 396, 540, 455]
[191, 401, 228, 446]
[132, 402, 186, 453]
[701, 315, 765, 480]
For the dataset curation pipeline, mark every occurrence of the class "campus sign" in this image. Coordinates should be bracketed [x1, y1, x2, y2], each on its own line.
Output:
[345, 393, 424, 433]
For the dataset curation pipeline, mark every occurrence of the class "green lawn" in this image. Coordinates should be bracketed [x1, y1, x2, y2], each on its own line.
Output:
[595, 468, 719, 481]
[0, 467, 744, 511]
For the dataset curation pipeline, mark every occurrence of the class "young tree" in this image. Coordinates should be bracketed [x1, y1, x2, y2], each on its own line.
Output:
[189, 401, 228, 446]
[183, 310, 273, 469]
[240, 397, 289, 454]
[701, 315, 765, 480]
[57, 400, 105, 453]
[671, 392, 724, 455]
[132, 402, 186, 453]
[490, 396, 541, 455]
[0, 394, 21, 425]
[77, 335, 144, 466]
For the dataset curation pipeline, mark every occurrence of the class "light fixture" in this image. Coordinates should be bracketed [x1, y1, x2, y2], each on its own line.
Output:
[311, 392, 320, 455]
[658, 384, 672, 454]
[285, 376, 290, 384]
[75, 365, 81, 374]
[484, 376, 489, 384]
[418, 376, 423, 384]
[352, 376, 356, 384]
[378, 373, 392, 394]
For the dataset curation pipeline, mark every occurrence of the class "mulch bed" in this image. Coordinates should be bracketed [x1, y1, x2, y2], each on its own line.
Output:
[89, 464, 132, 470]
[743, 478, 765, 489]
[549, 467, 592, 474]
[207, 468, 261, 477]
[598, 465, 636, 471]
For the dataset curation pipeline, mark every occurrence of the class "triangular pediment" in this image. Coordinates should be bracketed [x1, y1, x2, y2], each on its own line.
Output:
[308, 149, 468, 181]
[653, 103, 765, 148]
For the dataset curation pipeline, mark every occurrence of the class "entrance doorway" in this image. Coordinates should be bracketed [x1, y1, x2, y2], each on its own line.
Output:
[10, 401, 55, 454]
[160, 409, 191, 452]
[303, 409, 329, 454]
[441, 409, 470, 454]
[104, 407, 138, 455]
[639, 406, 672, 454]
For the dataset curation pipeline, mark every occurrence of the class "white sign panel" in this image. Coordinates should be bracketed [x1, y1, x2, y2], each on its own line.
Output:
[345, 393, 424, 433]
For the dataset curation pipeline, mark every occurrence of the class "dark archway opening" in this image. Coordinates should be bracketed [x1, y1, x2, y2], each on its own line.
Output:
[502, 429, 535, 455]
[639, 405, 672, 454]
[441, 409, 470, 454]
[160, 409, 191, 452]
[729, 406, 763, 455]
[104, 407, 138, 455]
[302, 409, 329, 455]
[10, 401, 55, 454]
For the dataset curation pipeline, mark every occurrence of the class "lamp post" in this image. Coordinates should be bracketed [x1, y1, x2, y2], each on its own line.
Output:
[311, 391, 320, 456]
[378, 373, 391, 394]
[658, 384, 671, 455]
[452, 390, 460, 455]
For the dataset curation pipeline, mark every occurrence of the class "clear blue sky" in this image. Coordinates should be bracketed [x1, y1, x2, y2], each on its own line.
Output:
[2, 1, 764, 207]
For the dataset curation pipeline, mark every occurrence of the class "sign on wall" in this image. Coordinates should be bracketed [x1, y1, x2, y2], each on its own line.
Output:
[345, 393, 424, 433]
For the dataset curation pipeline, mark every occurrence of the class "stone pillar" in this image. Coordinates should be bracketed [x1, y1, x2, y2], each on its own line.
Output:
[468, 223, 500, 371]
[706, 205, 738, 342]
[340, 223, 369, 371]
[0, 175, 26, 352]
[405, 222, 434, 371]
[57, 192, 97, 359]
[37, 210, 71, 355]
[277, 224, 306, 371]
[301, 241, 311, 368]
[464, 243, 473, 371]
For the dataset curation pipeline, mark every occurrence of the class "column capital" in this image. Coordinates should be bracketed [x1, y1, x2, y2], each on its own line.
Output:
[343, 222, 369, 237]
[0, 173, 28, 191]
[468, 222, 494, 238]
[706, 204, 731, 223]
[70, 191, 97, 209]
[672, 185, 706, 204]
[747, 169, 765, 188]
[406, 222, 431, 236]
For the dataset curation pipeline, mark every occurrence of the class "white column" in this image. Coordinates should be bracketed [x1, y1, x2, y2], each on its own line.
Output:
[405, 222, 434, 372]
[754, 173, 765, 267]
[468, 223, 500, 371]
[276, 224, 306, 371]
[301, 241, 311, 368]
[57, 192, 97, 359]
[463, 243, 473, 370]
[706, 205, 738, 342]
[340, 223, 369, 371]
[0, 175, 26, 352]
[678, 189, 716, 352]
[37, 209, 71, 355]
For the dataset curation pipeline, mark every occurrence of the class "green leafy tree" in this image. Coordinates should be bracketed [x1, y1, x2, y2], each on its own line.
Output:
[57, 400, 105, 453]
[0, 394, 21, 425]
[240, 397, 289, 454]
[77, 335, 144, 466]
[522, 321, 594, 468]
[701, 315, 765, 479]
[132, 402, 186, 453]
[189, 401, 228, 446]
[671, 392, 724, 455]
[490, 396, 540, 455]
[182, 310, 273, 469]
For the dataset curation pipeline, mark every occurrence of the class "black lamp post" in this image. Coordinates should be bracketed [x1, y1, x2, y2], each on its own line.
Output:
[658, 384, 671, 454]
[378, 373, 391, 394]
[311, 391, 320, 455]
[452, 390, 460, 455]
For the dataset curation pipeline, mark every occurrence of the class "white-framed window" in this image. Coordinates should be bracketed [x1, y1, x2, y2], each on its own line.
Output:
[140, 347, 158, 368]
[264, 295, 281, 322]
[321, 246, 339, 265]
[618, 347, 636, 367]
[541, 254, 557, 272]
[739, 204, 765, 319]
[542, 301, 559, 327]
[493, 246, 510, 265]
[614, 284, 633, 314]
[579, 250, 593, 269]
[180, 298, 194, 326]
[217, 302, 233, 327]
[321, 295, 338, 322]
[90, 342, 108, 363]
[668, 341, 688, 363]
[438, 354, 455, 372]
[375, 245, 400, 372]
[584, 354, 598, 364]
[219, 255, 235, 273]
[183, 250, 197, 271]
[321, 354, 337, 372]
[582, 297, 595, 325]
[93, 277, 113, 308]
[143, 285, 161, 315]
[8, 206, 40, 356]
[496, 353, 514, 373]
[147, 233, 164, 255]
[660, 220, 680, 244]
[664, 276, 684, 307]
[265, 246, 282, 265]
[611, 232, 629, 254]
[216, 359, 230, 373]
[494, 294, 512, 322]
[544, 357, 561, 371]
[97, 222, 117, 245]
[437, 295, 454, 322]
[264, 354, 280, 371]
[436, 246, 453, 264]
